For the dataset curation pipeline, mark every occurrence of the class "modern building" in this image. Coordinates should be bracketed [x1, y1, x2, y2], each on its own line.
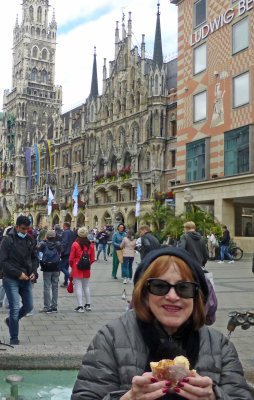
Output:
[0, 1, 177, 231]
[171, 0, 254, 251]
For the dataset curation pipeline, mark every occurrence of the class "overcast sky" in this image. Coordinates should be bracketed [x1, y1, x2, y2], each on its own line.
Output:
[0, 0, 178, 113]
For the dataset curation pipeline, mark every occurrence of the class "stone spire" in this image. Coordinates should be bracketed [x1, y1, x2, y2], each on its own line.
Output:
[89, 47, 99, 99]
[153, 2, 163, 69]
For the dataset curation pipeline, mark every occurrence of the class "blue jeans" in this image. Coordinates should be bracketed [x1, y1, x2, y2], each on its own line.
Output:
[59, 256, 70, 285]
[43, 271, 59, 309]
[97, 243, 107, 260]
[3, 277, 33, 342]
[220, 245, 233, 261]
[122, 257, 134, 279]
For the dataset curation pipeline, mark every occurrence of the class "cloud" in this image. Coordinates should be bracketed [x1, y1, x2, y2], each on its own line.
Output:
[0, 0, 178, 113]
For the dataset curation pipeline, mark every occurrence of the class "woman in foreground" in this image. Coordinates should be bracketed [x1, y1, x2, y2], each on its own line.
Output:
[71, 247, 252, 399]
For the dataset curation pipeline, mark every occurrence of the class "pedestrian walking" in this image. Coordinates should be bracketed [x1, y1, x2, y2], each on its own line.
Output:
[218, 225, 234, 264]
[71, 246, 252, 400]
[178, 221, 208, 268]
[207, 232, 218, 260]
[111, 223, 126, 279]
[59, 222, 76, 287]
[120, 229, 136, 284]
[138, 225, 161, 260]
[38, 230, 61, 313]
[0, 216, 39, 345]
[69, 227, 95, 312]
[96, 227, 109, 261]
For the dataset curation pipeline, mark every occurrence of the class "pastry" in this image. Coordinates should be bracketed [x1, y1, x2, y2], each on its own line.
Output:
[150, 356, 196, 386]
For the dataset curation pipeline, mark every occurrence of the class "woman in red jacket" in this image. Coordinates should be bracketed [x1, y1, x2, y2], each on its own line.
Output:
[69, 227, 95, 312]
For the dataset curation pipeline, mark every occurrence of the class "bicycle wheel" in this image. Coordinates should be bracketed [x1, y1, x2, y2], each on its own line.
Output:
[231, 247, 243, 261]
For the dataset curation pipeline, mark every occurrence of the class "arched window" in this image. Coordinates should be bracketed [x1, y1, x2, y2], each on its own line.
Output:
[129, 94, 134, 110]
[155, 75, 159, 95]
[41, 70, 47, 83]
[22, 103, 25, 119]
[33, 111, 37, 122]
[37, 6, 42, 22]
[32, 46, 38, 58]
[124, 152, 131, 168]
[90, 105, 94, 122]
[136, 92, 140, 107]
[111, 155, 117, 171]
[31, 26, 35, 36]
[31, 68, 37, 81]
[105, 105, 109, 118]
[99, 159, 104, 175]
[146, 153, 150, 170]
[29, 6, 34, 21]
[42, 49, 47, 60]
[36, 27, 40, 37]
[42, 29, 46, 38]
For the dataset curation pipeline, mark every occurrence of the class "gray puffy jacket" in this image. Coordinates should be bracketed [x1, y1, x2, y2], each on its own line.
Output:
[71, 310, 252, 400]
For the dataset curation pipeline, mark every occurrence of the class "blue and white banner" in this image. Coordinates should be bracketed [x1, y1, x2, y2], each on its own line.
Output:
[137, 181, 142, 202]
[25, 147, 31, 189]
[47, 187, 54, 216]
[72, 183, 79, 217]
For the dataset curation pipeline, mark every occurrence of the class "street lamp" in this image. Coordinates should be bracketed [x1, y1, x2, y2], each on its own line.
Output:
[183, 187, 193, 215]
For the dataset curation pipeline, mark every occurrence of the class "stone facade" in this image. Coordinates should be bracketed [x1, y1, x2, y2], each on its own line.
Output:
[0, 1, 177, 231]
[171, 0, 254, 252]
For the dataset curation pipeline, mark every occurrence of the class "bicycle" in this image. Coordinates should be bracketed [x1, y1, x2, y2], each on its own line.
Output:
[228, 241, 243, 261]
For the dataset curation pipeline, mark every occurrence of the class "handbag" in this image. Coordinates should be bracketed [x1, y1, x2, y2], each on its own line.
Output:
[67, 278, 73, 293]
[116, 249, 123, 264]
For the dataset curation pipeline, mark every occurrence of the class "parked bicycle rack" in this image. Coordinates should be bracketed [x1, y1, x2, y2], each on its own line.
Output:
[227, 311, 254, 337]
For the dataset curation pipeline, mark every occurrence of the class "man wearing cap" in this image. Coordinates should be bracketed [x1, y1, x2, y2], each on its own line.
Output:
[0, 215, 39, 345]
[38, 230, 61, 313]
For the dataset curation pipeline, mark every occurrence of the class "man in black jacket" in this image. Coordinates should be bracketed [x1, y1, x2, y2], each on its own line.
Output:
[59, 222, 75, 287]
[218, 225, 234, 264]
[178, 221, 208, 267]
[0, 216, 39, 345]
[139, 225, 161, 260]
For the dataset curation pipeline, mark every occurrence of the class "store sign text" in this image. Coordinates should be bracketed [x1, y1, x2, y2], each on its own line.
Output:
[190, 0, 253, 46]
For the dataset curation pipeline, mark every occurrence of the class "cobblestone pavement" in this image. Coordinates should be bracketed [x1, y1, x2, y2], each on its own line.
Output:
[0, 256, 253, 380]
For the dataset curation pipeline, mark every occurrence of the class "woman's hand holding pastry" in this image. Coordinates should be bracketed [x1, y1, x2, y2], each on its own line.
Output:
[120, 372, 171, 400]
[173, 373, 216, 400]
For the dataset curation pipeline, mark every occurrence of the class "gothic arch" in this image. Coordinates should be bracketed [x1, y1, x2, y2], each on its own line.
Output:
[32, 46, 39, 58]
[98, 159, 104, 175]
[29, 6, 34, 21]
[35, 213, 42, 226]
[155, 75, 159, 95]
[126, 210, 136, 232]
[42, 48, 48, 60]
[102, 211, 112, 225]
[64, 213, 72, 223]
[41, 69, 47, 83]
[124, 152, 131, 168]
[52, 213, 60, 226]
[31, 68, 37, 81]
[110, 154, 117, 171]
[131, 122, 139, 144]
[36, 27, 40, 36]
[117, 126, 125, 145]
[37, 6, 42, 22]
[77, 212, 85, 227]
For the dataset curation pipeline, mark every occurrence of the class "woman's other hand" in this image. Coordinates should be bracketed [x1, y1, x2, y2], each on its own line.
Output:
[173, 373, 216, 400]
[120, 372, 171, 399]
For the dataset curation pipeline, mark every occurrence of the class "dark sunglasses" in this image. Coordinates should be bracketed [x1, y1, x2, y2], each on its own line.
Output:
[146, 279, 199, 299]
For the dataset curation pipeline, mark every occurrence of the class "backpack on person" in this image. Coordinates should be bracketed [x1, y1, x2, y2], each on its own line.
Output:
[77, 246, 91, 270]
[41, 243, 60, 271]
[203, 271, 218, 325]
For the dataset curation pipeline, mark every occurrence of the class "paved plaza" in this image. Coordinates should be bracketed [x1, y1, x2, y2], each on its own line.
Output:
[0, 255, 253, 385]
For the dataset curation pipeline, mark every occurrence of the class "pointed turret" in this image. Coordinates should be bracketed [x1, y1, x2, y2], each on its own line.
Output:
[89, 47, 99, 99]
[153, 2, 163, 69]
